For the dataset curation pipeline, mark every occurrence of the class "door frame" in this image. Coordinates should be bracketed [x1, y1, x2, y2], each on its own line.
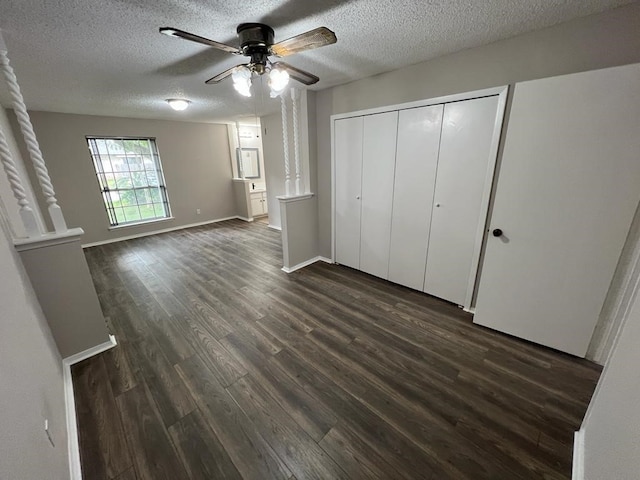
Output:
[330, 85, 508, 309]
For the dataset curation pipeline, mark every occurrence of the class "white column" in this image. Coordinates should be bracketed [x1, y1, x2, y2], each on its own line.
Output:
[235, 121, 245, 179]
[291, 88, 302, 195]
[0, 37, 67, 233]
[280, 94, 291, 196]
[0, 124, 40, 236]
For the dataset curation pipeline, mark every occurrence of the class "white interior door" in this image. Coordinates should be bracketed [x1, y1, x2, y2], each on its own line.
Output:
[424, 96, 500, 305]
[334, 116, 363, 269]
[474, 63, 640, 357]
[388, 105, 444, 290]
[360, 111, 399, 279]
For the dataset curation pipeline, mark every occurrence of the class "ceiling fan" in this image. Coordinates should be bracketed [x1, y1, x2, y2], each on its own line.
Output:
[159, 23, 337, 96]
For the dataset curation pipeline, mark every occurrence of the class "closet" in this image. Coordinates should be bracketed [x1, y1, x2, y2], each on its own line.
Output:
[333, 89, 506, 308]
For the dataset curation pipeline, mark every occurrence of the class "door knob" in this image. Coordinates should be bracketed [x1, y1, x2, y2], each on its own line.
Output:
[435, 203, 441, 207]
[492, 228, 503, 237]
[356, 195, 361, 200]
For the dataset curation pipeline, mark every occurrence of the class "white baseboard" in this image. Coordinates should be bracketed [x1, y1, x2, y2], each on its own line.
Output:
[81, 216, 240, 248]
[282, 256, 332, 273]
[63, 334, 118, 366]
[318, 256, 334, 264]
[268, 224, 282, 231]
[236, 216, 254, 223]
[63, 335, 117, 480]
[572, 429, 585, 480]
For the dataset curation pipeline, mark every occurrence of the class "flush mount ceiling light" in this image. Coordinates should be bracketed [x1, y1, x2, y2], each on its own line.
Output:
[166, 98, 191, 111]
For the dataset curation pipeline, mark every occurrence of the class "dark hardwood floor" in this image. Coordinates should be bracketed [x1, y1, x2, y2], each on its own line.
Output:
[74, 219, 601, 480]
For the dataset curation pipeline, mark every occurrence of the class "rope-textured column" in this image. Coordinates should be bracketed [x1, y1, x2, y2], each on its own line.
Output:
[0, 49, 67, 233]
[235, 121, 244, 179]
[291, 88, 302, 195]
[280, 93, 291, 196]
[0, 125, 40, 236]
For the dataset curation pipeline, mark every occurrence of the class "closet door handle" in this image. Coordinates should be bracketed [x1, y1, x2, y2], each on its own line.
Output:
[355, 195, 361, 200]
[492, 228, 503, 237]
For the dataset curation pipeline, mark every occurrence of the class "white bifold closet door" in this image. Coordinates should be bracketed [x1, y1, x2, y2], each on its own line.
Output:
[359, 111, 399, 279]
[334, 116, 363, 269]
[388, 105, 444, 290]
[423, 96, 500, 306]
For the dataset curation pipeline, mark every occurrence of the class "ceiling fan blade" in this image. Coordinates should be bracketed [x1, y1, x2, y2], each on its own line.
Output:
[205, 64, 249, 84]
[159, 27, 240, 55]
[273, 62, 319, 85]
[270, 27, 336, 57]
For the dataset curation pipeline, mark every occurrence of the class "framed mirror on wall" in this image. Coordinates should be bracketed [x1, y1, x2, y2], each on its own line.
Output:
[237, 147, 260, 178]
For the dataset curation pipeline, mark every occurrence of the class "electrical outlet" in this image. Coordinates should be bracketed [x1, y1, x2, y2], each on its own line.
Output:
[196, 208, 201, 215]
[44, 419, 55, 447]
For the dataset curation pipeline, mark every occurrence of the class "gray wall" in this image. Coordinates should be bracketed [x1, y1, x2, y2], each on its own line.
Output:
[19, 237, 111, 357]
[315, 2, 640, 257]
[582, 278, 640, 478]
[280, 196, 319, 269]
[0, 203, 68, 478]
[12, 112, 236, 244]
[232, 179, 251, 220]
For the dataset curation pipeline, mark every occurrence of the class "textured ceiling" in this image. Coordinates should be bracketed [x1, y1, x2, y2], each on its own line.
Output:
[0, 0, 631, 123]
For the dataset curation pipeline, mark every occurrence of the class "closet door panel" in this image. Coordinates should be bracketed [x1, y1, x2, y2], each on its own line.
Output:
[388, 105, 444, 290]
[335, 116, 364, 269]
[360, 111, 399, 279]
[474, 64, 640, 356]
[424, 96, 500, 305]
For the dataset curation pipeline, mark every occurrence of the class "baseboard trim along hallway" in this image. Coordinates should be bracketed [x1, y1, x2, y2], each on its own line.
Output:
[63, 334, 117, 480]
[281, 256, 334, 274]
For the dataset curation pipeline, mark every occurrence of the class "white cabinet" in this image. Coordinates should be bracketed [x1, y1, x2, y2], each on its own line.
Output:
[250, 191, 268, 217]
[333, 89, 505, 308]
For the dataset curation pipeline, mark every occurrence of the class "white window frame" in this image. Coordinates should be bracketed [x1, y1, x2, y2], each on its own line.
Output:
[86, 136, 172, 228]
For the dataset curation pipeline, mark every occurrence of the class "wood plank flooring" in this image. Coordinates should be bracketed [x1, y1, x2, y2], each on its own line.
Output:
[74, 219, 601, 480]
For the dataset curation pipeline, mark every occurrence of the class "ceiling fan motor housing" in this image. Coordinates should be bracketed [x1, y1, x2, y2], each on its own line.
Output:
[237, 23, 274, 73]
[237, 23, 274, 52]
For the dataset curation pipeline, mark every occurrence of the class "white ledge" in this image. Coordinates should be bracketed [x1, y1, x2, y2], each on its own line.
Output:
[108, 216, 174, 231]
[14, 227, 85, 252]
[276, 193, 314, 203]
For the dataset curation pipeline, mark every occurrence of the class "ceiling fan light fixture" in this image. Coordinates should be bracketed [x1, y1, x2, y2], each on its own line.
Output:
[166, 98, 190, 111]
[232, 66, 252, 97]
[268, 67, 289, 98]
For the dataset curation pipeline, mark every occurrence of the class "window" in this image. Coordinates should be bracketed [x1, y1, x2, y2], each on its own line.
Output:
[86, 137, 171, 227]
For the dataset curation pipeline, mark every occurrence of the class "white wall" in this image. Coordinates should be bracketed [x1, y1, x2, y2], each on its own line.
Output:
[0, 192, 68, 478]
[581, 281, 640, 478]
[315, 2, 640, 259]
[227, 123, 266, 186]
